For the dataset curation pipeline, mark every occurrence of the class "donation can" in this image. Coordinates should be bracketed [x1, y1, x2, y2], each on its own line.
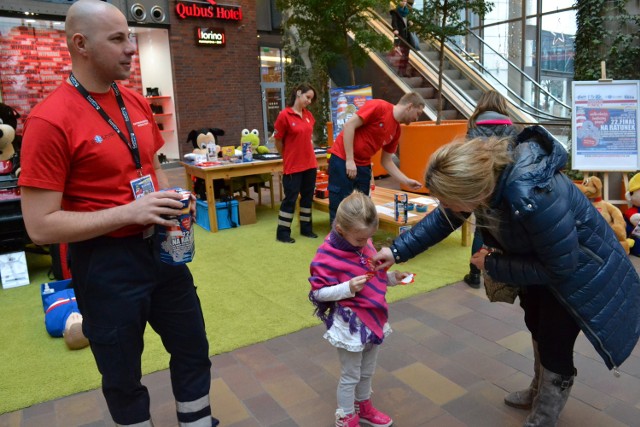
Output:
[157, 187, 195, 265]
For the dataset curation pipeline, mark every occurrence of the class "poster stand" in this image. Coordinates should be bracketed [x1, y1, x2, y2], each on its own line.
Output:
[571, 66, 639, 172]
[572, 63, 638, 206]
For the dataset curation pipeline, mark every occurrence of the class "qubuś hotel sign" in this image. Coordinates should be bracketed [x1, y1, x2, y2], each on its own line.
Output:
[196, 28, 226, 46]
[176, 0, 242, 21]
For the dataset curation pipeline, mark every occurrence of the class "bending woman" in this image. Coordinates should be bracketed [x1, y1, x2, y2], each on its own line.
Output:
[374, 127, 640, 426]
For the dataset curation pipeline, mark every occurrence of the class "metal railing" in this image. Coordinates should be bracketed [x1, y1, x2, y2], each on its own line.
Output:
[367, 8, 571, 124]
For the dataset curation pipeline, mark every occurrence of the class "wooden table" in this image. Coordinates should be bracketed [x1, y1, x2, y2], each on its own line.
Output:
[313, 187, 471, 246]
[182, 155, 328, 232]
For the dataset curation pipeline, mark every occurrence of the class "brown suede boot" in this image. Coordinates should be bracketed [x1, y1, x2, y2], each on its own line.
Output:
[504, 340, 540, 410]
[523, 366, 576, 427]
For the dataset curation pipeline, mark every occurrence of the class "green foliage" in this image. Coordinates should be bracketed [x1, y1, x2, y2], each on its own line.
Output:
[410, 0, 493, 123]
[568, 0, 638, 175]
[276, 0, 392, 85]
[574, 0, 640, 80]
[282, 38, 331, 145]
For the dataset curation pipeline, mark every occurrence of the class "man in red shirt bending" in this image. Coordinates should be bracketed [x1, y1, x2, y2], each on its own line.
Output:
[328, 92, 425, 223]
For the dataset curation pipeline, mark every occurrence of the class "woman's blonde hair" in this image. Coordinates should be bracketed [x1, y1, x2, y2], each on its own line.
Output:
[468, 90, 510, 129]
[425, 137, 513, 213]
[335, 191, 379, 232]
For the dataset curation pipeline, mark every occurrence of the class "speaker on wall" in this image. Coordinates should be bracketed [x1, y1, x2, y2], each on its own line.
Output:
[126, 0, 170, 26]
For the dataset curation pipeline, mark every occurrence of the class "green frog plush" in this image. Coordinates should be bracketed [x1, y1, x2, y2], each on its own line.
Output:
[236, 129, 270, 159]
[232, 129, 271, 191]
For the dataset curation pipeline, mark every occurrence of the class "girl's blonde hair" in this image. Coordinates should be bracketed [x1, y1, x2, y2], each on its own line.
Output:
[425, 137, 513, 213]
[468, 90, 511, 129]
[334, 191, 379, 232]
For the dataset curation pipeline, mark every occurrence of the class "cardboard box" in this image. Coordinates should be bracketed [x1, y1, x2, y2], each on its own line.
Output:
[235, 197, 256, 225]
[195, 199, 239, 231]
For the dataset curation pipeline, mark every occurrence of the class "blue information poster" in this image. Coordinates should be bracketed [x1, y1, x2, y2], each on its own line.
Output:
[330, 85, 373, 141]
[572, 80, 640, 171]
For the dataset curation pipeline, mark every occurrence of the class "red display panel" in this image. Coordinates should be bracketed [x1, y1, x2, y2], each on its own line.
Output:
[0, 21, 143, 133]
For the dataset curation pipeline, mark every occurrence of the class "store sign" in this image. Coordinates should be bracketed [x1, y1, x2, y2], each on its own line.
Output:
[196, 27, 226, 47]
[176, 0, 242, 22]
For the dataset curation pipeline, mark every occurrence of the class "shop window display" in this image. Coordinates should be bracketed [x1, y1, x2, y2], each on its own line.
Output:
[0, 17, 142, 133]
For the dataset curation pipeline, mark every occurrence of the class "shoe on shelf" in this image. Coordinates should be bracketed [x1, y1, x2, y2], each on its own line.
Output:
[355, 399, 392, 427]
[335, 410, 360, 427]
[301, 231, 318, 238]
[277, 237, 295, 244]
[463, 273, 481, 289]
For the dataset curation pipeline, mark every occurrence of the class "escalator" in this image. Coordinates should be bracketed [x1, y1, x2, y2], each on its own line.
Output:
[359, 9, 571, 140]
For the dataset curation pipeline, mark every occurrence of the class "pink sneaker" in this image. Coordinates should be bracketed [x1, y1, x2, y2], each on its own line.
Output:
[355, 399, 393, 427]
[335, 409, 361, 427]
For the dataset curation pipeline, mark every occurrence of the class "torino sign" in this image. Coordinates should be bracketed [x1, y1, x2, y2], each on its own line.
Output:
[176, 0, 242, 22]
[196, 27, 226, 46]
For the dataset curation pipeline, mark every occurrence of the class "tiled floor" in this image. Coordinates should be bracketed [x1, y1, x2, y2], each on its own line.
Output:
[2, 168, 640, 427]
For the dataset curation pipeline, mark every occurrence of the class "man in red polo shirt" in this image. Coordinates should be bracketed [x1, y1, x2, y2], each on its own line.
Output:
[328, 92, 425, 223]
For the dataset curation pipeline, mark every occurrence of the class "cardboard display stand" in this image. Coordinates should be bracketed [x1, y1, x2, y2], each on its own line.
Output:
[235, 197, 256, 225]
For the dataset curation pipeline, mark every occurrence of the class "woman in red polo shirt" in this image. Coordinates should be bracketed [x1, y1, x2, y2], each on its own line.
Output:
[273, 83, 318, 243]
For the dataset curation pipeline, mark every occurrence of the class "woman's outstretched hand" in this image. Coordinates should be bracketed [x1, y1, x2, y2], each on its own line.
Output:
[470, 247, 491, 271]
[372, 247, 395, 271]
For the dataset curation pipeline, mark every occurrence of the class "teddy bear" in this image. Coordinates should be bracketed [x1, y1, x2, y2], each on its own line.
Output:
[576, 176, 633, 255]
[0, 103, 21, 179]
[624, 173, 640, 257]
[186, 127, 225, 162]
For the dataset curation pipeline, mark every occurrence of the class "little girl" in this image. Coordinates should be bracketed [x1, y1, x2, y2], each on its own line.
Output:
[309, 191, 412, 427]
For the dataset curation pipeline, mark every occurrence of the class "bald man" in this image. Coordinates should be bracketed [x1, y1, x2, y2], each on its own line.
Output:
[18, 1, 219, 426]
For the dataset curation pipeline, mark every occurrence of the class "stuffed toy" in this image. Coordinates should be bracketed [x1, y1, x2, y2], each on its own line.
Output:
[184, 128, 225, 200]
[0, 103, 21, 178]
[235, 129, 269, 157]
[42, 281, 89, 350]
[232, 129, 270, 192]
[186, 128, 224, 160]
[624, 173, 640, 256]
[576, 176, 633, 255]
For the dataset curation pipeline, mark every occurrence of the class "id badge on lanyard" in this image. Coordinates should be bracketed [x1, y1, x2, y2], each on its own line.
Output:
[69, 73, 155, 200]
[130, 174, 155, 199]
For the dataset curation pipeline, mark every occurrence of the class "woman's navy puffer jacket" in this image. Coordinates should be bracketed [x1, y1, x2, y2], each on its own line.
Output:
[389, 125, 640, 369]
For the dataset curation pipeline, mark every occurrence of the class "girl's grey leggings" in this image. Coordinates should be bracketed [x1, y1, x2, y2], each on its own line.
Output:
[336, 344, 380, 413]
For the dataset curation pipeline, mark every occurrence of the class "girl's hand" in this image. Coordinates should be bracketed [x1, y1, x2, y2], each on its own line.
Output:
[389, 271, 414, 285]
[349, 275, 368, 293]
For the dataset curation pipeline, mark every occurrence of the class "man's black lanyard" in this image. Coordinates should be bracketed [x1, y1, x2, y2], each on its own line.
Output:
[69, 73, 143, 176]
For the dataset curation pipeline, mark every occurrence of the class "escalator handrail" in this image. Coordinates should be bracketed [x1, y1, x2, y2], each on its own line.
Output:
[364, 12, 477, 118]
[368, 8, 570, 122]
[455, 30, 571, 112]
[443, 38, 568, 121]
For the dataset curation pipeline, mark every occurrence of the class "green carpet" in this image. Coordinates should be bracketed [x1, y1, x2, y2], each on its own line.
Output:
[0, 205, 469, 414]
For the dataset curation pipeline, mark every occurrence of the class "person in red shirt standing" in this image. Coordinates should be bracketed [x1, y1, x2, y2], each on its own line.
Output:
[273, 83, 318, 243]
[328, 92, 425, 224]
[18, 1, 217, 426]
